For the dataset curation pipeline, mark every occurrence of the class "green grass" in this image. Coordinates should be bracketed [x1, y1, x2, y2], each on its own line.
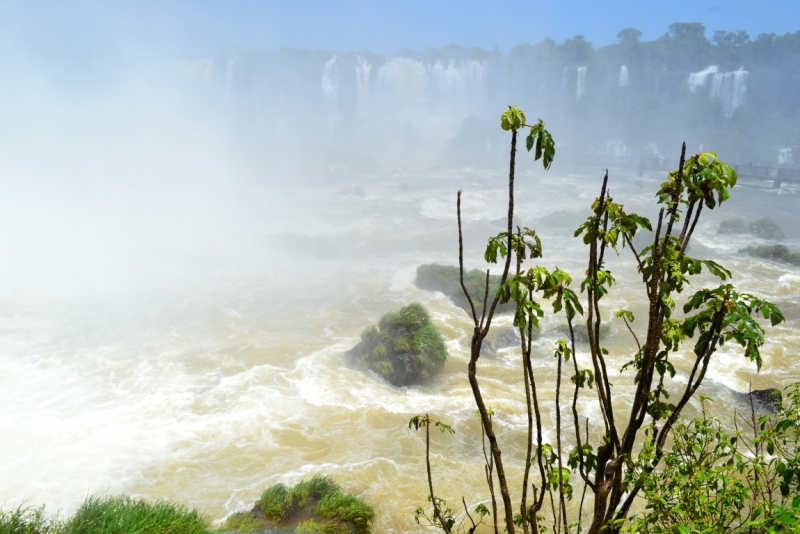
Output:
[295, 519, 348, 534]
[253, 476, 372, 533]
[0, 504, 57, 534]
[315, 492, 374, 533]
[61, 496, 211, 534]
[218, 511, 262, 533]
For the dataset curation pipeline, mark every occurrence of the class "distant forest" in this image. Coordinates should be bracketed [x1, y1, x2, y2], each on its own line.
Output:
[204, 22, 800, 170]
[435, 22, 800, 166]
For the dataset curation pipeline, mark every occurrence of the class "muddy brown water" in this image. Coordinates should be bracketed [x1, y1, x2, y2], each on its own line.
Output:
[1, 167, 798, 532]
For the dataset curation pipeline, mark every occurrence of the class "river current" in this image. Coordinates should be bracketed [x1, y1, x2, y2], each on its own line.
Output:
[1, 166, 798, 532]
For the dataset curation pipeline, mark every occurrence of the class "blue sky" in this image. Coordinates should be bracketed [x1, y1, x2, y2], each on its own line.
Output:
[3, 1, 800, 59]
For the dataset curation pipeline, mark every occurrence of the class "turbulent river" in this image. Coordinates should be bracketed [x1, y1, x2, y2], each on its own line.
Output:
[1, 166, 799, 532]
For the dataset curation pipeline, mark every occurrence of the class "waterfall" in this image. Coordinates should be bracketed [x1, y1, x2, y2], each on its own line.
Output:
[710, 69, 748, 118]
[688, 66, 748, 118]
[562, 66, 587, 100]
[618, 65, 629, 87]
[355, 56, 372, 118]
[576, 66, 587, 100]
[321, 55, 340, 124]
[373, 58, 487, 118]
[688, 65, 718, 93]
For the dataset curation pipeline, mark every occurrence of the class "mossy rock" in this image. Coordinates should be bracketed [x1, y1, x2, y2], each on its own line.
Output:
[415, 264, 513, 316]
[719, 217, 785, 240]
[347, 303, 447, 386]
[221, 476, 373, 534]
[741, 244, 800, 266]
[718, 217, 749, 235]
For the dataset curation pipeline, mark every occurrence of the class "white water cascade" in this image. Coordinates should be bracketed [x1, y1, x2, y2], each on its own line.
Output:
[321, 55, 341, 125]
[711, 69, 748, 118]
[688, 66, 748, 118]
[355, 56, 372, 119]
[618, 65, 629, 88]
[562, 66, 587, 100]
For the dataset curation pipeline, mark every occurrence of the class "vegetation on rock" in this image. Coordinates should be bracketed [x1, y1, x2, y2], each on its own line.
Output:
[719, 216, 785, 240]
[347, 303, 447, 387]
[416, 264, 512, 316]
[0, 497, 212, 534]
[741, 244, 800, 266]
[224, 475, 374, 534]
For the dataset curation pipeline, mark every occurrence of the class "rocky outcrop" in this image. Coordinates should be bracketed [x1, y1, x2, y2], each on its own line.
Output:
[415, 264, 513, 316]
[346, 303, 447, 387]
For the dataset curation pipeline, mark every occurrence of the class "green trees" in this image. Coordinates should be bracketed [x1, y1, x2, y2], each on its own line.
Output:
[417, 107, 787, 534]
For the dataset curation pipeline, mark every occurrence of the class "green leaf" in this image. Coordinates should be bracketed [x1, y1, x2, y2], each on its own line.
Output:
[500, 106, 525, 131]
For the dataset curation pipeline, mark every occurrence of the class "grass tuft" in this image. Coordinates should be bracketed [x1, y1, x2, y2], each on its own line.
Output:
[295, 519, 348, 534]
[0, 504, 57, 534]
[61, 495, 210, 534]
[219, 511, 263, 533]
[315, 492, 374, 533]
[257, 483, 292, 521]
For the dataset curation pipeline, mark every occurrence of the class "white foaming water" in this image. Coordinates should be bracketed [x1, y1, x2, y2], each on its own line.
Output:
[1, 169, 797, 532]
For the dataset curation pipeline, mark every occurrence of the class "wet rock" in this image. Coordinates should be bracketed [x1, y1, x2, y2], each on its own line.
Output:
[345, 303, 447, 387]
[747, 388, 782, 414]
[415, 264, 514, 316]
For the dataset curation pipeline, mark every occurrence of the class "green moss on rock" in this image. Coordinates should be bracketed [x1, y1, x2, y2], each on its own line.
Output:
[223, 476, 373, 534]
[415, 264, 513, 315]
[718, 217, 785, 240]
[348, 303, 447, 387]
[741, 244, 800, 266]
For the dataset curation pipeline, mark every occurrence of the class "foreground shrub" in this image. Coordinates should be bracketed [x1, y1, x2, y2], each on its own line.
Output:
[625, 383, 800, 533]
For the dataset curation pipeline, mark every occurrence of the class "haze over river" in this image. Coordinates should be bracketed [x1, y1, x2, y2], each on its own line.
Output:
[1, 166, 798, 532]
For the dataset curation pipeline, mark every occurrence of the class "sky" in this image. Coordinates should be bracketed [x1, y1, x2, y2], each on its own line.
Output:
[2, 0, 800, 60]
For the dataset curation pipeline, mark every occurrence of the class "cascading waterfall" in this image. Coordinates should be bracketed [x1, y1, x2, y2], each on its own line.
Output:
[688, 66, 748, 118]
[321, 55, 340, 124]
[618, 65, 629, 87]
[688, 65, 718, 93]
[355, 56, 372, 118]
[710, 69, 748, 118]
[562, 66, 587, 100]
[372, 58, 486, 113]
[576, 66, 587, 99]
